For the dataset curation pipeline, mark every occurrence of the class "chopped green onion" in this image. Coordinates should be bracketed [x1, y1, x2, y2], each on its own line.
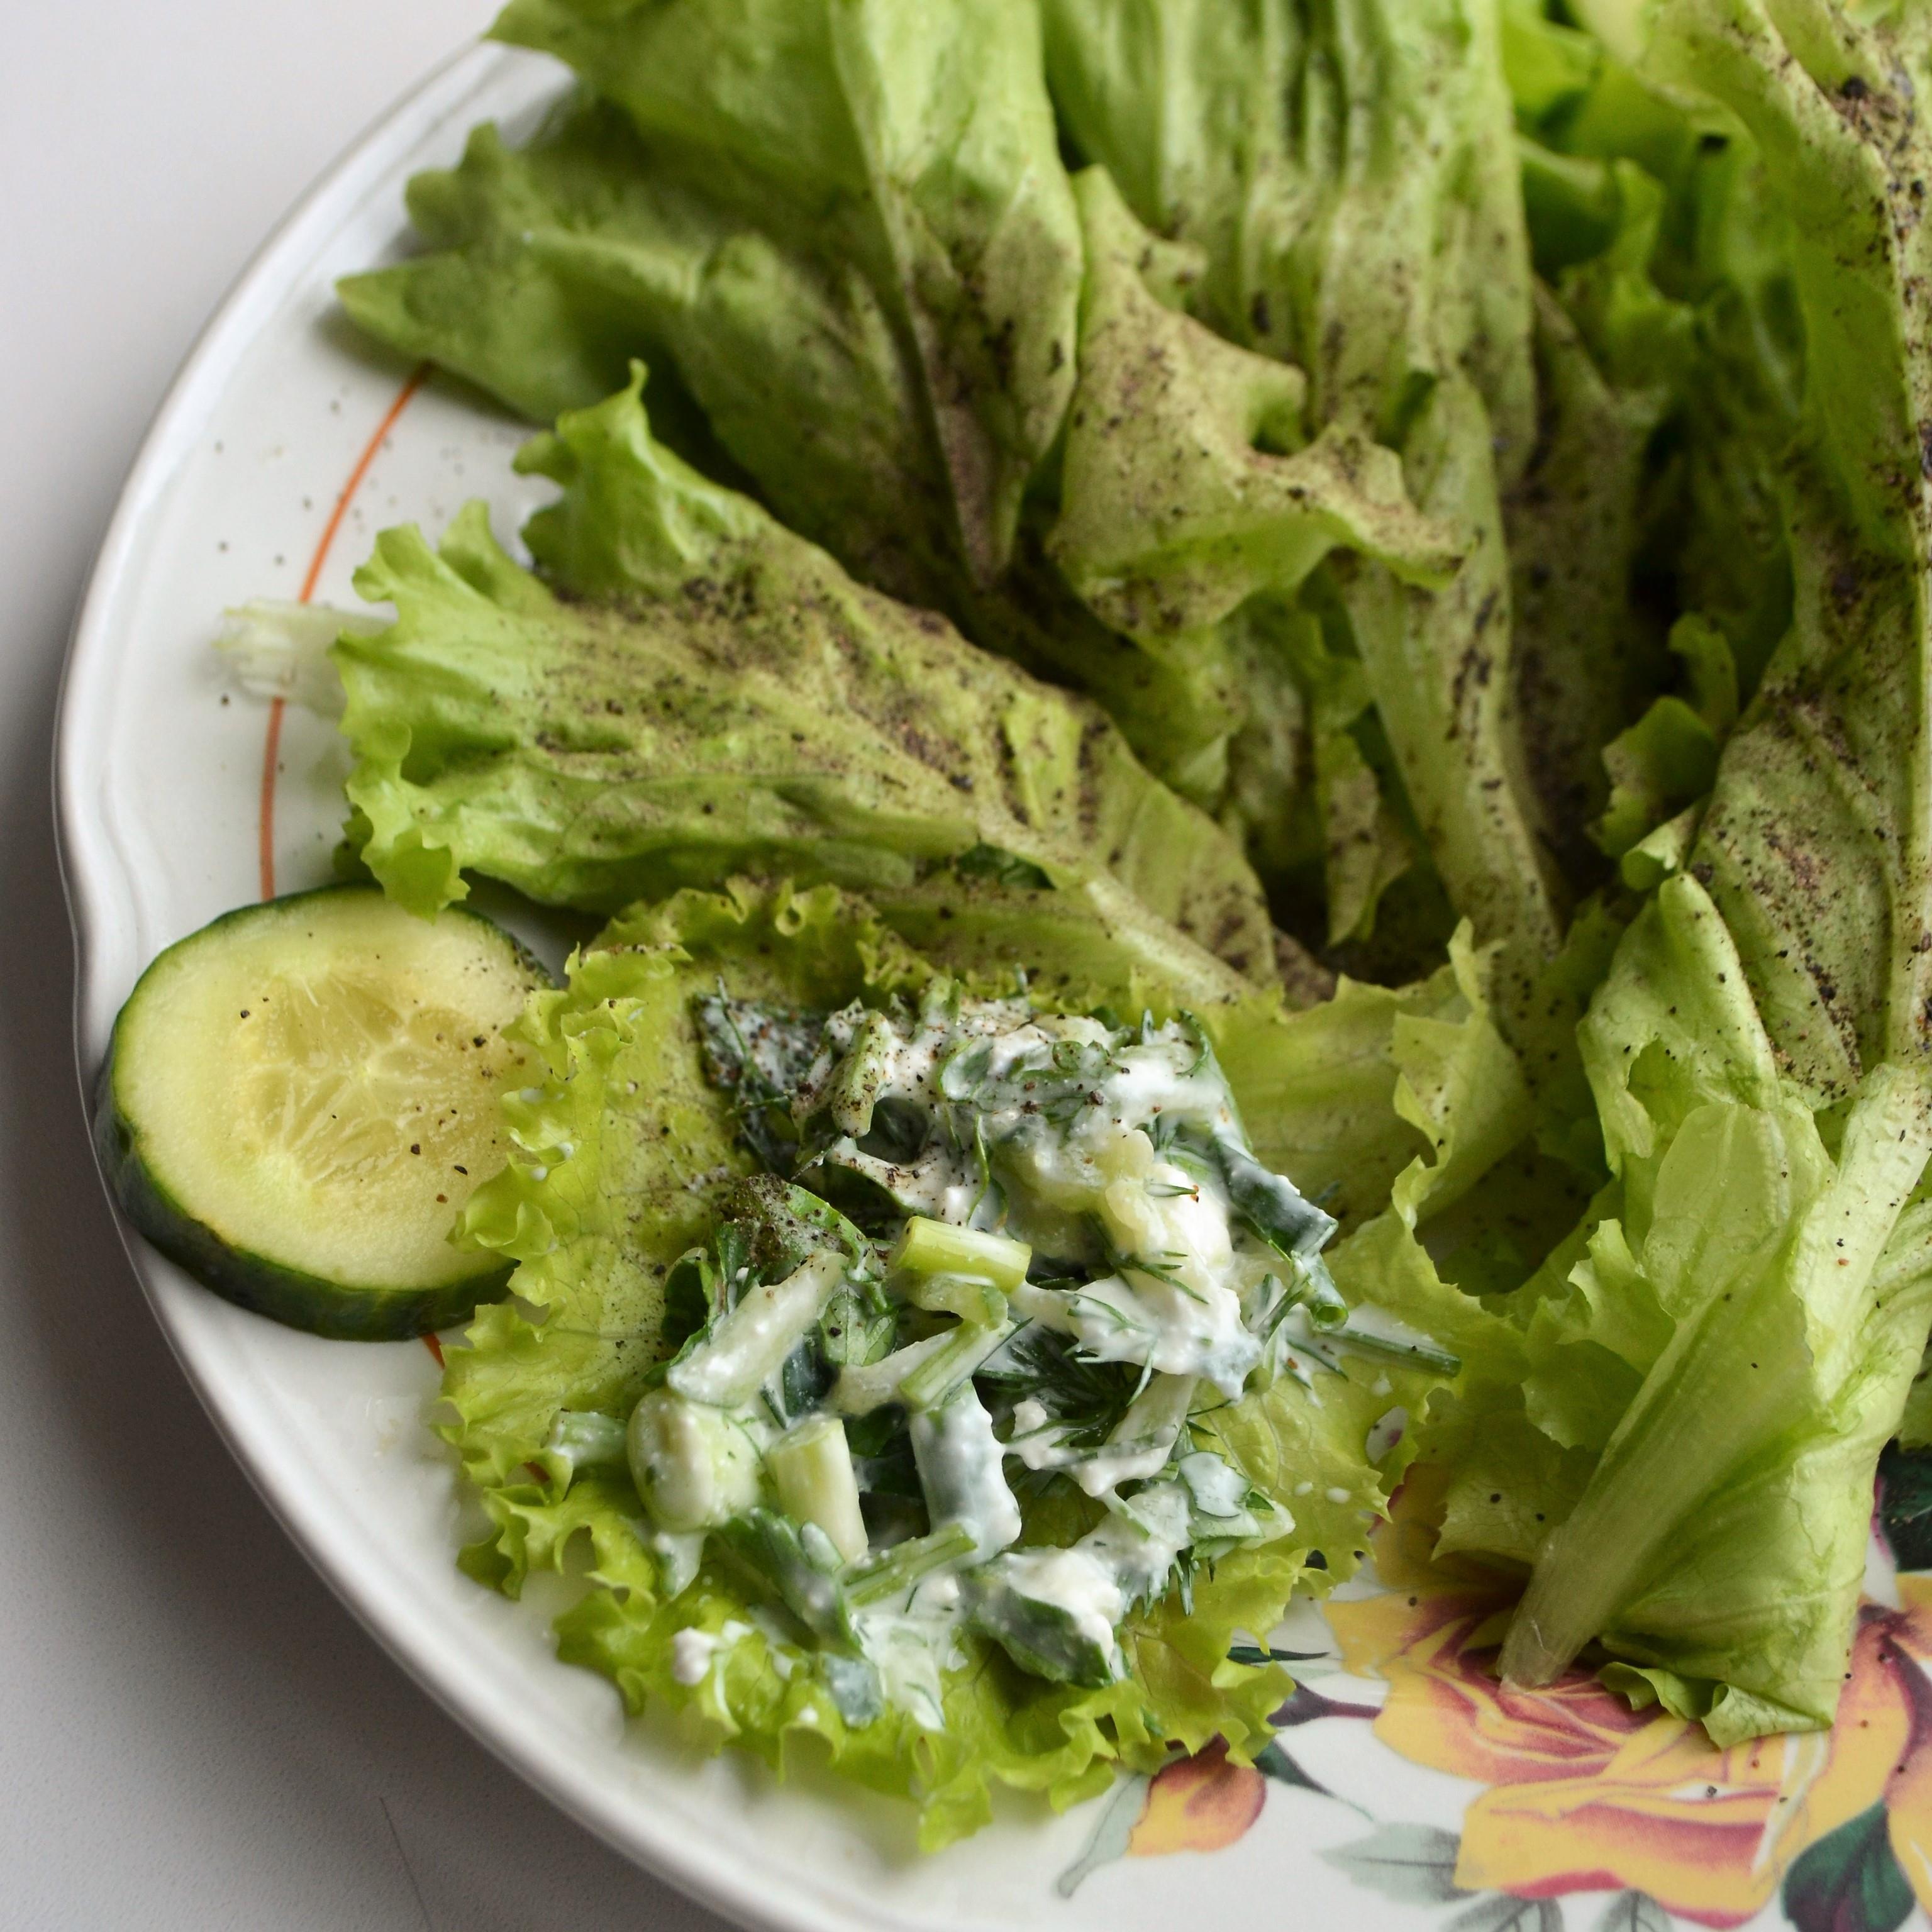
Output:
[716, 1509, 850, 1642]
[899, 1316, 1016, 1411]
[843, 1521, 977, 1607]
[1216, 1139, 1337, 1263]
[1324, 1319, 1461, 1374]
[833, 1333, 952, 1414]
[889, 1216, 1031, 1291]
[1302, 1266, 1349, 1329]
[767, 1414, 869, 1563]
[901, 1270, 1007, 1326]
[669, 1248, 847, 1407]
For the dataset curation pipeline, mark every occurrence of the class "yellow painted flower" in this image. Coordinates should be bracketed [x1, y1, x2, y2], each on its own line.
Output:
[1127, 1741, 1267, 1858]
[1328, 1484, 1932, 1927]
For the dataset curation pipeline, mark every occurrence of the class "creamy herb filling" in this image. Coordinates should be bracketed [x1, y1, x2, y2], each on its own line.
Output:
[631, 985, 1412, 1725]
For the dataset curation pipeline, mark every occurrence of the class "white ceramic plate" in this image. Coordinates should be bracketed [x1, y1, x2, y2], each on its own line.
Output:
[58, 38, 1932, 1932]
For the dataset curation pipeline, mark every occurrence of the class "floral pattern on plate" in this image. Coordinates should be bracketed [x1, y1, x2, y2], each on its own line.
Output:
[1062, 1452, 1932, 1932]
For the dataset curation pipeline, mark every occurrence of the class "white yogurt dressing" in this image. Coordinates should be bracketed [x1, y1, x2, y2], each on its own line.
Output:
[668, 1628, 716, 1685]
[991, 1546, 1126, 1669]
[909, 1386, 1023, 1560]
[667, 1250, 845, 1406]
[1062, 1373, 1197, 1497]
[850, 1602, 959, 1731]
[817, 1007, 1269, 1396]
[1011, 1272, 1258, 1394]
[668, 1618, 752, 1687]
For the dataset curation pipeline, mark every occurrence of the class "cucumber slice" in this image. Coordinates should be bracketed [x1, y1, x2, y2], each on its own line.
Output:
[96, 886, 552, 1339]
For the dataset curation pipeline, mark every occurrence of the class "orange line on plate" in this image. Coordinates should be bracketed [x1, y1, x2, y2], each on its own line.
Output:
[258, 362, 430, 902]
[256, 697, 287, 902]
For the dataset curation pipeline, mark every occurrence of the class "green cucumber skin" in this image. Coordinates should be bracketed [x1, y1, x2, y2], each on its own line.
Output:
[94, 1053, 511, 1339]
[96, 885, 549, 1342]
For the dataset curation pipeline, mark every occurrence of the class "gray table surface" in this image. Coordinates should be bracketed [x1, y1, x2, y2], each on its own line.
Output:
[1, 9, 731, 1928]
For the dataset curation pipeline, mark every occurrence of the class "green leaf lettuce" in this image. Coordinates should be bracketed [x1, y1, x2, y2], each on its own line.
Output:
[335, 370, 1292, 999]
[1467, 0, 1932, 1743]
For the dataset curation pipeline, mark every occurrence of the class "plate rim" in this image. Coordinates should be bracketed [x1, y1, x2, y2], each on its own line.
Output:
[51, 40, 992, 1932]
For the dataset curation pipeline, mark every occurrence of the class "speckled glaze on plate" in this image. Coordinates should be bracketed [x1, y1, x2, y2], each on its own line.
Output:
[55, 38, 1932, 1932]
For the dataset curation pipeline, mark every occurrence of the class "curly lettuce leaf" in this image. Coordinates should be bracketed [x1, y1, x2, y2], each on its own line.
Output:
[335, 371, 1284, 996]
[1326, 928, 1540, 1340]
[1665, 144, 1800, 699]
[1326, 372, 1562, 1001]
[340, 97, 961, 602]
[1485, 36, 1932, 1684]
[445, 875, 1426, 1845]
[1047, 0, 1535, 453]
[1274, 912, 1640, 1568]
[1506, 284, 1673, 886]
[1272, 924, 1571, 1551]
[337, 5, 1221, 838]
[445, 873, 1350, 1487]
[478, 1473, 1299, 1850]
[1035, 0, 1789, 979]
[1497, 4, 1802, 913]
[444, 879, 924, 1487]
[462, 1453, 1289, 1850]
[343, 0, 1570, 957]
[452, 871, 1272, 1489]
[1214, 945, 1490, 1236]
[1590, 614, 1735, 862]
[1497, 8, 1932, 1645]
[1280, 610, 1420, 948]
[1509, 0, 1800, 687]
[1452, 24, 1932, 1752]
